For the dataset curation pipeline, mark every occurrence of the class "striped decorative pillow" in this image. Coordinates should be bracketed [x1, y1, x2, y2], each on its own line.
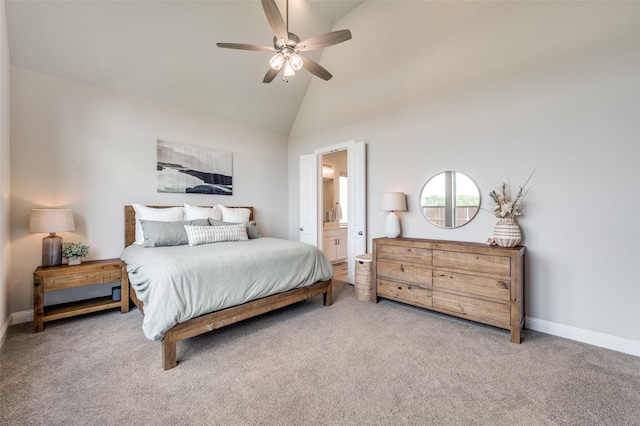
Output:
[184, 224, 248, 246]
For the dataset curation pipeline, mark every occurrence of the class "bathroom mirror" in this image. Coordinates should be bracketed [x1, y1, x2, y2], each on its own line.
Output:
[420, 171, 480, 228]
[323, 178, 334, 222]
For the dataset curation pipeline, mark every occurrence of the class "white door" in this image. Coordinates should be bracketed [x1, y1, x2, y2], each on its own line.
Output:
[301, 141, 366, 284]
[299, 154, 318, 246]
[346, 141, 366, 283]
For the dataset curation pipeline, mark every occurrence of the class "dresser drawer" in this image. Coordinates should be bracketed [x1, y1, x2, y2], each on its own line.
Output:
[377, 260, 432, 287]
[433, 250, 510, 276]
[378, 279, 432, 309]
[432, 291, 510, 326]
[433, 270, 511, 301]
[377, 244, 432, 265]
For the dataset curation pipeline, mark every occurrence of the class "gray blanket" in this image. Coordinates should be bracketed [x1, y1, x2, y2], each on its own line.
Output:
[121, 237, 333, 340]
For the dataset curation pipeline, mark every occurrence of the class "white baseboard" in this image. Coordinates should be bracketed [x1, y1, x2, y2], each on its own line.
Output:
[0, 310, 32, 350]
[11, 309, 33, 325]
[526, 316, 640, 357]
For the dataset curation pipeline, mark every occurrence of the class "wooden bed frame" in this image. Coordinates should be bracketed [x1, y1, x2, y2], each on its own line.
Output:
[124, 205, 333, 370]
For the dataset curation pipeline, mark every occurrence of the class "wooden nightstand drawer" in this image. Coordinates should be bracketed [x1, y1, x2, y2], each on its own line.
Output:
[104, 268, 123, 282]
[45, 271, 107, 291]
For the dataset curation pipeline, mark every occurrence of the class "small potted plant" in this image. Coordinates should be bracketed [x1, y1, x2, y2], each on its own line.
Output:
[62, 242, 90, 265]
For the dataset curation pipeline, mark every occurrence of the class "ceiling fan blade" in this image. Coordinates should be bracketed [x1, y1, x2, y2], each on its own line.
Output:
[216, 43, 273, 52]
[263, 66, 280, 83]
[301, 55, 332, 81]
[261, 0, 288, 43]
[297, 29, 352, 52]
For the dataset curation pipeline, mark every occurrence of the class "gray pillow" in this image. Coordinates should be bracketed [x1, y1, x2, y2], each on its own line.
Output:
[209, 219, 261, 239]
[140, 219, 210, 247]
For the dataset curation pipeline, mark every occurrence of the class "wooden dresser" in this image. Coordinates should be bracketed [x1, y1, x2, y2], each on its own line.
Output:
[372, 237, 525, 343]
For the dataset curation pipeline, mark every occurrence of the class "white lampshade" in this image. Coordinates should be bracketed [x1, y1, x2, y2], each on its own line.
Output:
[380, 192, 407, 212]
[29, 209, 75, 233]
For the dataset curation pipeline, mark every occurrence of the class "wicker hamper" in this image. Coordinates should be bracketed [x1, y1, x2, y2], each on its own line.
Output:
[355, 253, 373, 301]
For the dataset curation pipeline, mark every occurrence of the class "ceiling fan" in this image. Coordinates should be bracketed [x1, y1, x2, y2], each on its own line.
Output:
[216, 0, 352, 83]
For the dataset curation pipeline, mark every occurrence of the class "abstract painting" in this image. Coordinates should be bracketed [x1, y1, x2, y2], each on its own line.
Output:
[157, 140, 233, 195]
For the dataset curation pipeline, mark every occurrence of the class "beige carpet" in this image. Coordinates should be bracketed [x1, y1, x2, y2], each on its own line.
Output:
[2, 280, 639, 425]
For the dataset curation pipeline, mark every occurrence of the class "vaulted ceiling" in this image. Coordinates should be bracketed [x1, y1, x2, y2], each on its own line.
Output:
[5, 0, 363, 135]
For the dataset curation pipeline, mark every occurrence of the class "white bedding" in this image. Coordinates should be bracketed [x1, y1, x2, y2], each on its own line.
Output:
[121, 237, 333, 340]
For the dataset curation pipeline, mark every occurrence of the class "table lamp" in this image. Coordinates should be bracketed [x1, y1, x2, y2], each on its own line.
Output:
[380, 192, 407, 238]
[29, 209, 75, 267]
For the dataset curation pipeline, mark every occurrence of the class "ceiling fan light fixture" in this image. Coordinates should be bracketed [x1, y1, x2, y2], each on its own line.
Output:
[283, 61, 296, 78]
[289, 53, 303, 71]
[217, 0, 352, 83]
[269, 53, 285, 70]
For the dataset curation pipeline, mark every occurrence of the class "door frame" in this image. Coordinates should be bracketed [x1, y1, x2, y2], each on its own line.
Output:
[314, 141, 366, 283]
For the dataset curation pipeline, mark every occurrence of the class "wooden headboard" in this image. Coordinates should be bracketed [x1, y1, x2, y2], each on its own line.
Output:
[124, 205, 254, 247]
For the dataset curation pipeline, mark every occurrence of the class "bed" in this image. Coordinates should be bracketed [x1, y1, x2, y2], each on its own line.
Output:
[121, 205, 333, 370]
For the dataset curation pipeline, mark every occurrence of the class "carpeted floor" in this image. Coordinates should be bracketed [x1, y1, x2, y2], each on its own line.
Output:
[2, 279, 639, 426]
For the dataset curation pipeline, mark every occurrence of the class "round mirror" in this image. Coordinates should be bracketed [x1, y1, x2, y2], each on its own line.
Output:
[420, 171, 480, 228]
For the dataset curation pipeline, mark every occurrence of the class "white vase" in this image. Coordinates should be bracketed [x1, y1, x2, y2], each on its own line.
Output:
[385, 211, 401, 238]
[493, 217, 521, 247]
[67, 257, 81, 266]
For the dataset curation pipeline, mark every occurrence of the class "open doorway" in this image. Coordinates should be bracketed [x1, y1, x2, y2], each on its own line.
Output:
[320, 150, 348, 267]
[299, 141, 366, 285]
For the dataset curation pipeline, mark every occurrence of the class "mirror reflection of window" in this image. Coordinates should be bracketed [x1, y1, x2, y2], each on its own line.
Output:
[420, 171, 480, 228]
[339, 175, 348, 224]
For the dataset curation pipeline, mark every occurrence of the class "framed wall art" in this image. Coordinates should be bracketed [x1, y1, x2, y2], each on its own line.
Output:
[157, 140, 233, 195]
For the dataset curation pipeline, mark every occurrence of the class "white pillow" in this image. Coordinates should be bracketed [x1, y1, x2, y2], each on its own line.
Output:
[217, 205, 251, 222]
[132, 204, 185, 245]
[184, 224, 248, 246]
[184, 203, 222, 221]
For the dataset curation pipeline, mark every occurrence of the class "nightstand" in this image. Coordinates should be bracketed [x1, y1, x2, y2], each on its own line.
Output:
[33, 258, 129, 332]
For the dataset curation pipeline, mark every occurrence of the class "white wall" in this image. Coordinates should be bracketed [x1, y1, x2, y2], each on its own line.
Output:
[0, 0, 11, 337]
[9, 67, 288, 313]
[288, 2, 640, 348]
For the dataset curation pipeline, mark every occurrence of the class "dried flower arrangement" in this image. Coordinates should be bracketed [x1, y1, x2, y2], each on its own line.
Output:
[489, 170, 535, 219]
[62, 242, 90, 259]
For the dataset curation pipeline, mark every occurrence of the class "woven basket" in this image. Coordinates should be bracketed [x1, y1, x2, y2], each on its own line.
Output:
[355, 253, 373, 301]
[493, 217, 521, 247]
